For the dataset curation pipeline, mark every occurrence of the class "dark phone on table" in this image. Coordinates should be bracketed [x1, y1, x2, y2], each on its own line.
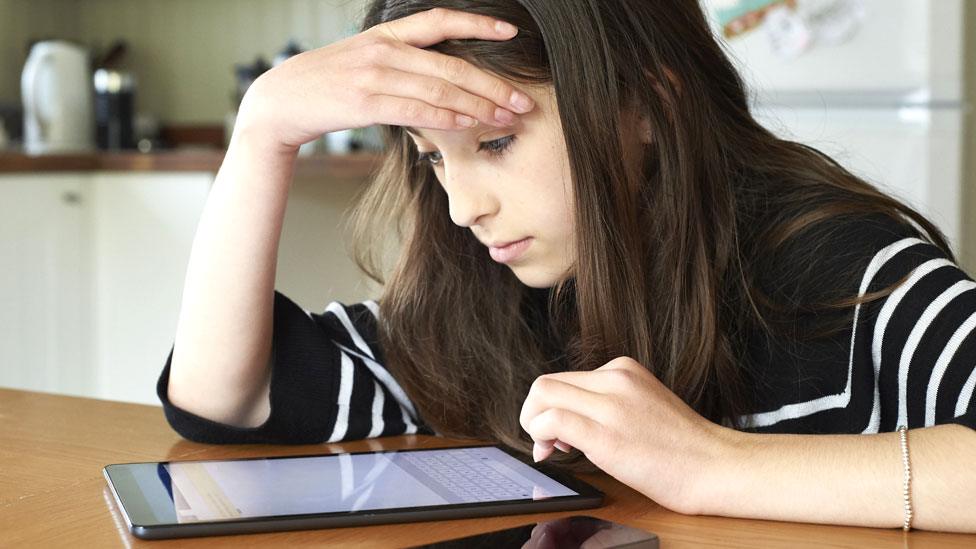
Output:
[410, 515, 659, 548]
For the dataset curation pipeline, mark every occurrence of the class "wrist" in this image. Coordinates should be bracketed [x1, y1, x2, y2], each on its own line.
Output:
[685, 422, 751, 516]
[230, 115, 301, 160]
[232, 77, 302, 158]
[218, 121, 300, 195]
[226, 115, 302, 180]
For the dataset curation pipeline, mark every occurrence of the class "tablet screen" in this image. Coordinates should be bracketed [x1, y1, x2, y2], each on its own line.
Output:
[118, 446, 580, 524]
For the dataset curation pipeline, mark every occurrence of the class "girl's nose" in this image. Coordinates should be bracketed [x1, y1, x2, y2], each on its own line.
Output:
[444, 172, 499, 228]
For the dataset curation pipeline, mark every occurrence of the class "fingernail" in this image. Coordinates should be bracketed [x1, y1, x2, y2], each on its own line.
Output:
[494, 107, 517, 126]
[533, 441, 556, 462]
[496, 21, 518, 35]
[532, 442, 550, 462]
[509, 91, 534, 113]
[553, 440, 572, 453]
[455, 114, 478, 127]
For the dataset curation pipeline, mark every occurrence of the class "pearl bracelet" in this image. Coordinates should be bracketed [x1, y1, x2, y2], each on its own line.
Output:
[897, 425, 913, 531]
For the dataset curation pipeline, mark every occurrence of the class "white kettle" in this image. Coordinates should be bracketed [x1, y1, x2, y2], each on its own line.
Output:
[21, 40, 96, 155]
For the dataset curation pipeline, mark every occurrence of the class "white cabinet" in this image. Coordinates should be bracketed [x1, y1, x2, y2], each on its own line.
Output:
[0, 172, 212, 405]
[0, 174, 94, 398]
[1, 168, 379, 406]
[89, 173, 212, 405]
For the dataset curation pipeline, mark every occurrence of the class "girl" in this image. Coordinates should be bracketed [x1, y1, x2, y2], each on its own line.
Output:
[159, 1, 976, 533]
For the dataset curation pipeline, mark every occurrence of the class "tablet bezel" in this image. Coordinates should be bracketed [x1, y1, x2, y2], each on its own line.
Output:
[103, 444, 605, 540]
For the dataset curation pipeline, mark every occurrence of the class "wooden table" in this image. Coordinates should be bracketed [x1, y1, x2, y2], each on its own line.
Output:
[1, 388, 973, 548]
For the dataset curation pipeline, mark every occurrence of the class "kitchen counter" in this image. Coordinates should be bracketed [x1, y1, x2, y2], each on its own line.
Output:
[0, 149, 383, 179]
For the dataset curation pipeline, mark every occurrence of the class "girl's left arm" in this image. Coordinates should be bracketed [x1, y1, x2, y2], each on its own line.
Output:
[703, 421, 976, 533]
[519, 357, 976, 533]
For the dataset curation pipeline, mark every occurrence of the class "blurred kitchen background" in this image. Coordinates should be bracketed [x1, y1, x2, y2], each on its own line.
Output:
[0, 0, 370, 135]
[0, 0, 384, 405]
[0, 0, 974, 406]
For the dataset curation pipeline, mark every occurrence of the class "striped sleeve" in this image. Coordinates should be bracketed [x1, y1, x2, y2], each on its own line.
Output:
[157, 290, 432, 444]
[737, 215, 976, 434]
[857, 238, 976, 433]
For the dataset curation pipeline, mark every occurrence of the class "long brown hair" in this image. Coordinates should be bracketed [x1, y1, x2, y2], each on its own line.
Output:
[348, 0, 952, 470]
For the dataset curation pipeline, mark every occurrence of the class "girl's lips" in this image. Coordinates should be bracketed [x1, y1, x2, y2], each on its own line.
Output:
[489, 237, 533, 264]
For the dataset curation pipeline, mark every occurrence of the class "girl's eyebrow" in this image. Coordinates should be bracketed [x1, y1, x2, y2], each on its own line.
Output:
[404, 124, 505, 142]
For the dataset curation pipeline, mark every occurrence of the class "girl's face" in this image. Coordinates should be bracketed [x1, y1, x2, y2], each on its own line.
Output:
[406, 83, 576, 289]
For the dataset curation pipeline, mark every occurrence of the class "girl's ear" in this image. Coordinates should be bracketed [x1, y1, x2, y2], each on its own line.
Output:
[638, 114, 652, 144]
[637, 66, 681, 145]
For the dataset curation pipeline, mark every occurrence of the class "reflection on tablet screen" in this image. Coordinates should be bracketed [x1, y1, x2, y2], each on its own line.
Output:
[158, 447, 578, 523]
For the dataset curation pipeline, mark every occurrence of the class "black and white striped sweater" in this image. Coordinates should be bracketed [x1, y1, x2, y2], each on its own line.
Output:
[157, 215, 976, 443]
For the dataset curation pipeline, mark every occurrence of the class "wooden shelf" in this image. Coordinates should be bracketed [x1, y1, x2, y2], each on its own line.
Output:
[0, 149, 383, 179]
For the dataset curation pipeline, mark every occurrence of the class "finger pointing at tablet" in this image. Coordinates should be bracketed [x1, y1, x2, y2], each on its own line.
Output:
[519, 356, 733, 514]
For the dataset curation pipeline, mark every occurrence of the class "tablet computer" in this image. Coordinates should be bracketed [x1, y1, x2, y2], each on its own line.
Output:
[103, 445, 604, 540]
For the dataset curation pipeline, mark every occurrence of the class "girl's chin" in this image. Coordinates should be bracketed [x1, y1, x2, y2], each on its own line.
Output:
[511, 264, 570, 289]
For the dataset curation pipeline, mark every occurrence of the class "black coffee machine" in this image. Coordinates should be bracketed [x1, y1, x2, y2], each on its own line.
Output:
[93, 68, 135, 150]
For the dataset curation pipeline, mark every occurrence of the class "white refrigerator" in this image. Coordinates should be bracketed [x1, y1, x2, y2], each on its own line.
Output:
[701, 0, 969, 255]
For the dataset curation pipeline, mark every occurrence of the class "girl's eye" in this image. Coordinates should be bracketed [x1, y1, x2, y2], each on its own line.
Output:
[478, 135, 517, 157]
[416, 150, 443, 167]
[415, 135, 517, 168]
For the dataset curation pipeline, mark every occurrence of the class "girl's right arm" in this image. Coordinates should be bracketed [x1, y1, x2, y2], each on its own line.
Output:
[165, 8, 536, 428]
